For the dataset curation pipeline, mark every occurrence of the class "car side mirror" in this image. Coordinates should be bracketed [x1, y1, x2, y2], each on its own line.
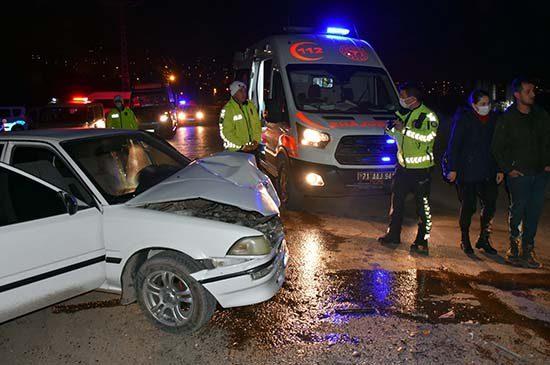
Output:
[59, 191, 79, 216]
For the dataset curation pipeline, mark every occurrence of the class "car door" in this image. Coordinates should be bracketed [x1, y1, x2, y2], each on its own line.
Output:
[263, 70, 291, 174]
[0, 164, 105, 323]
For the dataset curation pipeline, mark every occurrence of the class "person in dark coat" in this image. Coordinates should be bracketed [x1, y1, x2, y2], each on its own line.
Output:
[446, 90, 504, 254]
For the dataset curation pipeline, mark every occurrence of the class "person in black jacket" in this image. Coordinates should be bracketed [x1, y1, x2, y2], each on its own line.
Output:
[446, 90, 504, 254]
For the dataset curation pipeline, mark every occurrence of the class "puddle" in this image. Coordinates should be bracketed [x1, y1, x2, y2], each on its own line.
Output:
[212, 265, 550, 348]
[52, 298, 121, 314]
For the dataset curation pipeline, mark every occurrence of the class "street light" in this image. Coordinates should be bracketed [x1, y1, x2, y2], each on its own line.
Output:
[168, 74, 176, 82]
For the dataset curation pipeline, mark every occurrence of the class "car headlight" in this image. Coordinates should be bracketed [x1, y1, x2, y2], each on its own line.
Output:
[93, 118, 106, 128]
[227, 236, 271, 256]
[177, 111, 186, 121]
[159, 114, 169, 122]
[195, 111, 205, 120]
[301, 128, 330, 148]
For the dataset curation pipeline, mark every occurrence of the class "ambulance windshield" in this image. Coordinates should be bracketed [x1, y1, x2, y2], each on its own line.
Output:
[287, 65, 398, 114]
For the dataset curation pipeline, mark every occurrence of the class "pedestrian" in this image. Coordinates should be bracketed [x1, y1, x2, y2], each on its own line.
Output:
[378, 83, 439, 255]
[219, 81, 262, 163]
[106, 95, 138, 129]
[445, 90, 503, 255]
[492, 77, 550, 268]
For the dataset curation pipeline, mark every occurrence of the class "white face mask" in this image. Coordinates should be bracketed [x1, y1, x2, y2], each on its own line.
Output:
[476, 105, 490, 116]
[399, 97, 415, 109]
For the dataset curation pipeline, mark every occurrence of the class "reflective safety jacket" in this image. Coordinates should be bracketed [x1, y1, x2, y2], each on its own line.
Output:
[106, 107, 138, 130]
[386, 104, 439, 169]
[219, 98, 262, 152]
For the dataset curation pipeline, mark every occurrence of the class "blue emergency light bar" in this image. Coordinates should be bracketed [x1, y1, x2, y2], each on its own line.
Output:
[386, 138, 395, 144]
[326, 27, 350, 36]
[179, 100, 187, 106]
[381, 156, 391, 162]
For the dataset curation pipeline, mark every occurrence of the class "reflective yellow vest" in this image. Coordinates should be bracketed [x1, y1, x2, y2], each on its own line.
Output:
[219, 98, 262, 152]
[386, 104, 439, 169]
[106, 107, 138, 130]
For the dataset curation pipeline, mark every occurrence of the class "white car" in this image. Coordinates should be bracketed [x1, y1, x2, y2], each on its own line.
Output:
[0, 129, 287, 333]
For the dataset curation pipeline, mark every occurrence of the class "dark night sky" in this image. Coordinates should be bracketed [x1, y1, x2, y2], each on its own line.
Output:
[2, 0, 550, 103]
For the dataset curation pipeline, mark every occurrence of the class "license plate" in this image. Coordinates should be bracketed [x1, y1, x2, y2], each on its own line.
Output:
[357, 171, 394, 183]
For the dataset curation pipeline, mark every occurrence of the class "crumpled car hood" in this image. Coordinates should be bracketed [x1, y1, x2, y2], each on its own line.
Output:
[126, 152, 280, 216]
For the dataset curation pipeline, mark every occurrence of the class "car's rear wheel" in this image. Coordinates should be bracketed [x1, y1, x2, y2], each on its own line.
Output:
[136, 251, 216, 333]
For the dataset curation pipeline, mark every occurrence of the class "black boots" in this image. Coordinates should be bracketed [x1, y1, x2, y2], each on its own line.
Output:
[460, 231, 474, 254]
[520, 245, 542, 269]
[475, 233, 497, 255]
[410, 228, 429, 255]
[378, 231, 401, 245]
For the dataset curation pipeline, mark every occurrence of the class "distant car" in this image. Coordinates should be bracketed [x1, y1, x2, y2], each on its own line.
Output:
[0, 106, 28, 132]
[176, 103, 206, 126]
[0, 129, 286, 333]
[28, 103, 105, 129]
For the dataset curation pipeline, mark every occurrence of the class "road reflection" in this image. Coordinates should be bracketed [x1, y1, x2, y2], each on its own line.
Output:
[168, 125, 222, 160]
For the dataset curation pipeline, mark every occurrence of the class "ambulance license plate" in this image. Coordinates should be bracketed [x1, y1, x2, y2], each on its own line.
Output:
[357, 171, 394, 183]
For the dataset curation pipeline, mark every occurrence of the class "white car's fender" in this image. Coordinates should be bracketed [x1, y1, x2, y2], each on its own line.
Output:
[101, 205, 263, 291]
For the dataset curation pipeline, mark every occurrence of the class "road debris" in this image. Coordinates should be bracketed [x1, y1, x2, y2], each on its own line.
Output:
[438, 310, 456, 319]
[491, 341, 525, 362]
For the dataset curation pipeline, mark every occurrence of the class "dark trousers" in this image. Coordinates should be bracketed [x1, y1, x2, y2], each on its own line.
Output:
[457, 179, 498, 236]
[388, 167, 432, 241]
[506, 173, 549, 247]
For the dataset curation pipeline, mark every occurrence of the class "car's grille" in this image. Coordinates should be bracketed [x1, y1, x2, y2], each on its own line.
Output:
[335, 135, 397, 165]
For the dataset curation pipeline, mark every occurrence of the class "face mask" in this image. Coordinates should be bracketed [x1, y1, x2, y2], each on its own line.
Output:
[399, 97, 416, 109]
[476, 105, 490, 116]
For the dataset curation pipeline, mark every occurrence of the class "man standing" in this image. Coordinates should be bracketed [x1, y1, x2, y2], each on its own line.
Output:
[219, 81, 262, 161]
[492, 77, 550, 268]
[106, 95, 138, 129]
[378, 83, 439, 255]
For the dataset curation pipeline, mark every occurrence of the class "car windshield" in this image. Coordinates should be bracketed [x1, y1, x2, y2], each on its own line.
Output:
[287, 64, 398, 114]
[132, 91, 169, 107]
[62, 133, 190, 204]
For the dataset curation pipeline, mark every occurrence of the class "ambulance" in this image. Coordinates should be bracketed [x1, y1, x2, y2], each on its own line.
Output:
[234, 26, 399, 208]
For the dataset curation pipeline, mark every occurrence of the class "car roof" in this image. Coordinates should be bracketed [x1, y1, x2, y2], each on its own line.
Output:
[0, 128, 142, 143]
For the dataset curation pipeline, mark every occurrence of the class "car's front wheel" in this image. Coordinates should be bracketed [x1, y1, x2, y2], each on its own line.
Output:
[136, 251, 216, 333]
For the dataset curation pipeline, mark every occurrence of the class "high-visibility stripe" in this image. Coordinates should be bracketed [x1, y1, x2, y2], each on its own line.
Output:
[404, 128, 437, 143]
[233, 114, 243, 121]
[404, 152, 434, 165]
[219, 123, 242, 150]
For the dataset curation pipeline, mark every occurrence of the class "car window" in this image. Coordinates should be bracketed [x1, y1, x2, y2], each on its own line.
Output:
[62, 133, 190, 204]
[270, 70, 289, 125]
[0, 167, 67, 227]
[11, 146, 94, 206]
[39, 107, 87, 124]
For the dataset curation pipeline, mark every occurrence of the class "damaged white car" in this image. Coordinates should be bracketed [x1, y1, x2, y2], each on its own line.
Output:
[0, 129, 287, 333]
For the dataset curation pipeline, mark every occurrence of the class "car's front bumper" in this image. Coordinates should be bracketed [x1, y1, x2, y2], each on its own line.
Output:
[192, 240, 288, 308]
[289, 158, 394, 196]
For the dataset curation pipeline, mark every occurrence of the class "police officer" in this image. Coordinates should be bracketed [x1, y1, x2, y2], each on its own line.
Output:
[378, 83, 439, 255]
[106, 95, 138, 129]
[219, 81, 262, 160]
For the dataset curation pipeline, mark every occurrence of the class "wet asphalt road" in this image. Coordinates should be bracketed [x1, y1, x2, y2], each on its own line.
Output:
[1, 121, 550, 364]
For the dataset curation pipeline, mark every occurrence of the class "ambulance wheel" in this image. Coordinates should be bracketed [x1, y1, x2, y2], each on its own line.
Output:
[277, 157, 303, 211]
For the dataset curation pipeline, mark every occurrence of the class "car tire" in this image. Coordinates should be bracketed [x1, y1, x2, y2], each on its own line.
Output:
[277, 156, 304, 211]
[136, 251, 217, 334]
